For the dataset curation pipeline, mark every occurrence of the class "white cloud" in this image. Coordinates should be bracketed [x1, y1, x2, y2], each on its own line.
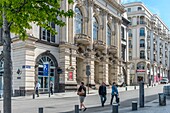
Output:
[121, 0, 142, 4]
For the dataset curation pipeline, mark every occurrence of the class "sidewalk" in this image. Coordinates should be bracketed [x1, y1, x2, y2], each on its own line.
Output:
[0, 84, 155, 101]
[93, 97, 170, 113]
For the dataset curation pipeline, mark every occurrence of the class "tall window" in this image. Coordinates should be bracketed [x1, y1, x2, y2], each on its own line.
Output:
[75, 7, 83, 34]
[128, 8, 131, 12]
[121, 26, 125, 39]
[140, 51, 145, 59]
[107, 24, 111, 46]
[93, 17, 98, 41]
[140, 39, 145, 47]
[129, 51, 132, 60]
[129, 40, 132, 48]
[41, 22, 56, 43]
[140, 28, 145, 36]
[128, 29, 132, 37]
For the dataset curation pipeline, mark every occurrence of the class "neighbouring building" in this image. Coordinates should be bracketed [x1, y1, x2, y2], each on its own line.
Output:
[124, 2, 170, 85]
[0, 0, 128, 96]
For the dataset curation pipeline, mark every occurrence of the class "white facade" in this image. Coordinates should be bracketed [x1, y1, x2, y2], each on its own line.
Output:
[0, 0, 127, 96]
[124, 2, 170, 85]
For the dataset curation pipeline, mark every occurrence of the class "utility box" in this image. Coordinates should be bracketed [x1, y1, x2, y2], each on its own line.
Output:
[158, 93, 166, 106]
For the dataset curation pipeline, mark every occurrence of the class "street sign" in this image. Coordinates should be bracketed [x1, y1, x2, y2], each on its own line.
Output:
[86, 65, 91, 76]
[57, 68, 63, 74]
[43, 63, 49, 76]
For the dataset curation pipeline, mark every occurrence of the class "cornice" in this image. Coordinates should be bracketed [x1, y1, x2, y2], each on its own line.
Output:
[107, 0, 125, 14]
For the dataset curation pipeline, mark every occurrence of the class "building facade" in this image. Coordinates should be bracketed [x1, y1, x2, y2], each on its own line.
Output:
[124, 2, 170, 85]
[0, 0, 127, 96]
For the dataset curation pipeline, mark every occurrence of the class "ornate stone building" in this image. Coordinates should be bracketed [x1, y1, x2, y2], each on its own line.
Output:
[124, 2, 170, 85]
[0, 0, 126, 96]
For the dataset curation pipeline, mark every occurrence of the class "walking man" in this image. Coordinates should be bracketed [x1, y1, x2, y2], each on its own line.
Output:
[50, 81, 53, 95]
[99, 82, 107, 107]
[77, 82, 87, 112]
[110, 82, 119, 105]
[35, 81, 40, 97]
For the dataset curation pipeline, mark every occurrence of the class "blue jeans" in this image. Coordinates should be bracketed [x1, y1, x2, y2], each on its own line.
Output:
[100, 95, 107, 106]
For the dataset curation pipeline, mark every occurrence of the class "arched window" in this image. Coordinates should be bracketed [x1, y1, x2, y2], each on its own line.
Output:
[137, 62, 145, 69]
[75, 7, 83, 34]
[140, 39, 145, 47]
[107, 24, 111, 46]
[140, 28, 145, 36]
[37, 56, 56, 92]
[140, 51, 145, 59]
[93, 17, 99, 41]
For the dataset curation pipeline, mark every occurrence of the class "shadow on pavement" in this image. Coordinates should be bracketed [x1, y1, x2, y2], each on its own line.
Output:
[60, 94, 158, 113]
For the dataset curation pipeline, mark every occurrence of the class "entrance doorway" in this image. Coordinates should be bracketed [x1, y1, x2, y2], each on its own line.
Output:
[37, 55, 57, 93]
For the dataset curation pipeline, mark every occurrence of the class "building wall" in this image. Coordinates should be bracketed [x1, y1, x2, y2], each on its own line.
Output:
[124, 2, 170, 85]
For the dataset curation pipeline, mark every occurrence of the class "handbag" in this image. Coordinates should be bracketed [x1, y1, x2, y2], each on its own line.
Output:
[77, 88, 85, 96]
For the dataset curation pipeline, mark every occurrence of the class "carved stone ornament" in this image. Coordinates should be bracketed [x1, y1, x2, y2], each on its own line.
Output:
[108, 15, 113, 24]
[66, 65, 75, 72]
[94, 7, 100, 16]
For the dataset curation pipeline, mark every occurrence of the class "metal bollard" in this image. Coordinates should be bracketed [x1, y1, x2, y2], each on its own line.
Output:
[132, 101, 138, 111]
[33, 93, 35, 99]
[39, 107, 43, 113]
[75, 105, 79, 113]
[112, 103, 118, 113]
[125, 87, 127, 91]
[134, 86, 136, 90]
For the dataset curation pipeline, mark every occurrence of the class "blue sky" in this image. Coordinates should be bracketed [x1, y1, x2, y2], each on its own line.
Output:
[122, 0, 170, 28]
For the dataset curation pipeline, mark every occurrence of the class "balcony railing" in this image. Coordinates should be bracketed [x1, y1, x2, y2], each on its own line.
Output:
[75, 34, 91, 45]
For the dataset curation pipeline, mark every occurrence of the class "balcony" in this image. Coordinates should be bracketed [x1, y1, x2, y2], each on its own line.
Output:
[75, 34, 91, 45]
[107, 45, 117, 54]
[93, 40, 106, 50]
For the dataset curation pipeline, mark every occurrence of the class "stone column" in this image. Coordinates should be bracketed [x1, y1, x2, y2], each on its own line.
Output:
[98, 62, 104, 84]
[102, 10, 107, 44]
[105, 63, 109, 85]
[68, 3, 74, 44]
[60, 0, 68, 42]
[90, 54, 95, 85]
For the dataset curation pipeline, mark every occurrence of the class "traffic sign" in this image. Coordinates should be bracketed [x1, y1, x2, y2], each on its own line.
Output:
[43, 63, 49, 76]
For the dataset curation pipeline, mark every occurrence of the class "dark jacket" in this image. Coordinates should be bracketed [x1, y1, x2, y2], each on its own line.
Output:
[78, 85, 86, 97]
[99, 85, 107, 96]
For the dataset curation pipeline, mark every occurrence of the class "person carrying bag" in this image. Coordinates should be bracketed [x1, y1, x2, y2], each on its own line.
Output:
[77, 82, 87, 111]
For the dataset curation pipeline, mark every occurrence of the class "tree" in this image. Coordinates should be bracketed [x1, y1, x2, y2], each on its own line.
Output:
[0, 0, 74, 113]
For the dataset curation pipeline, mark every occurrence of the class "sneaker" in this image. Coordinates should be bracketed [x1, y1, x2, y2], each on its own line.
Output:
[79, 109, 82, 111]
[83, 108, 87, 112]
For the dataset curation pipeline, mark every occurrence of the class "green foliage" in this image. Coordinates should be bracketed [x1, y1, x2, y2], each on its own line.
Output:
[0, 0, 74, 40]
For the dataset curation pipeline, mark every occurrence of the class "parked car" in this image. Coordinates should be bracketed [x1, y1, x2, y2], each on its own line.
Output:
[160, 78, 169, 84]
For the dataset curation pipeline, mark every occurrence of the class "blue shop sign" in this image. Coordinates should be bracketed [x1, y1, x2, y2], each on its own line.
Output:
[43, 63, 49, 76]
